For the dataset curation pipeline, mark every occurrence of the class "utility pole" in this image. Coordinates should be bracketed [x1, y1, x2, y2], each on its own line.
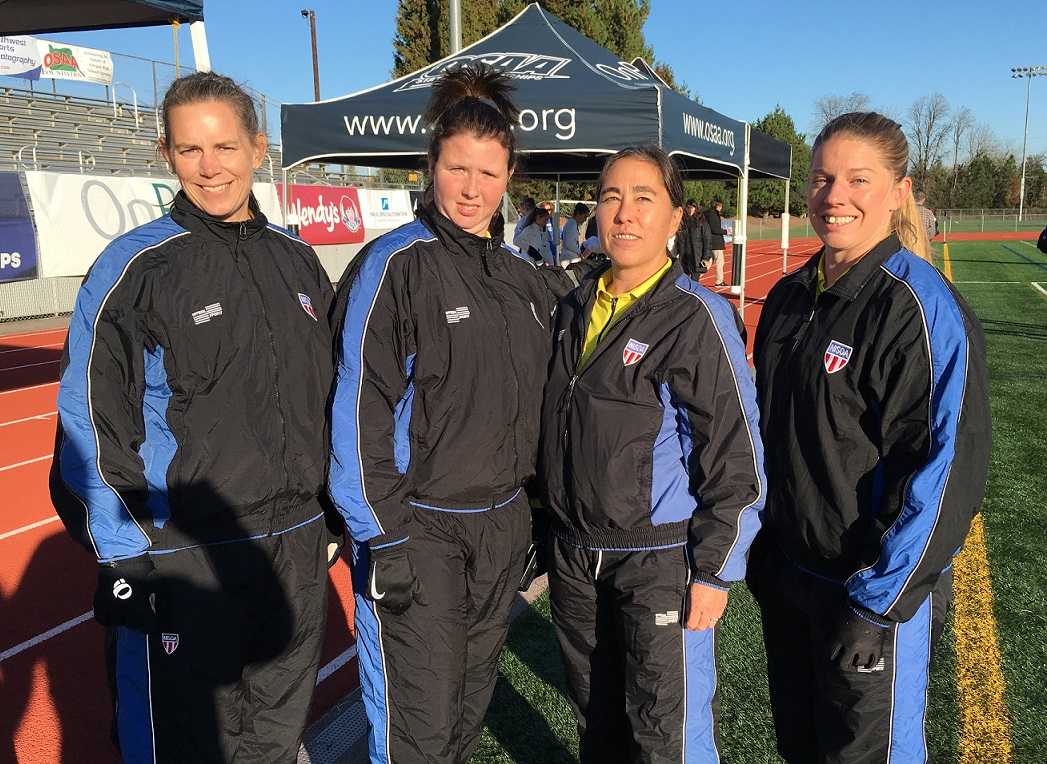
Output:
[450, 0, 463, 54]
[1010, 65, 1046, 223]
[301, 9, 321, 101]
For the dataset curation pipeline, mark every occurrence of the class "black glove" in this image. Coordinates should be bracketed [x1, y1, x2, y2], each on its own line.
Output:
[828, 601, 892, 672]
[519, 496, 550, 591]
[94, 556, 156, 632]
[367, 540, 425, 615]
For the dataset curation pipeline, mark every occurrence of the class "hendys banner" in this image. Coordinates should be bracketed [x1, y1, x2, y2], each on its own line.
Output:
[276, 184, 367, 245]
[25, 172, 283, 277]
[0, 172, 38, 282]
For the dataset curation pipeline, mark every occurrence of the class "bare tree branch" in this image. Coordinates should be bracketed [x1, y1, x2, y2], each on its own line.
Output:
[811, 92, 871, 134]
[906, 93, 951, 191]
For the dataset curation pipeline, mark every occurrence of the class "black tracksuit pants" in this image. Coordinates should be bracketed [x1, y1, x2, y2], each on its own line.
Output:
[113, 514, 328, 763]
[549, 537, 721, 764]
[351, 491, 531, 764]
[747, 538, 951, 764]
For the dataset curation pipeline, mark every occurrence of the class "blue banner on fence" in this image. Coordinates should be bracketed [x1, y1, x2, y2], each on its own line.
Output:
[0, 172, 39, 282]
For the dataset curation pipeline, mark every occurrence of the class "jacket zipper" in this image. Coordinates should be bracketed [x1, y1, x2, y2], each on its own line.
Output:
[480, 238, 521, 475]
[238, 221, 291, 534]
[562, 296, 618, 445]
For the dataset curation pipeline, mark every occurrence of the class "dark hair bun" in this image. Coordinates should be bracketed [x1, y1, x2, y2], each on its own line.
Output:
[424, 63, 519, 126]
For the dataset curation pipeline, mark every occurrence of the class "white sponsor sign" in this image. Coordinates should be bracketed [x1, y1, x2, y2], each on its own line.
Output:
[36, 38, 113, 85]
[0, 36, 42, 79]
[25, 172, 284, 277]
[357, 189, 414, 230]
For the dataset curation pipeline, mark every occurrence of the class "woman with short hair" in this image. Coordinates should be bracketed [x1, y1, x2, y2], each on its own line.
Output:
[538, 145, 765, 762]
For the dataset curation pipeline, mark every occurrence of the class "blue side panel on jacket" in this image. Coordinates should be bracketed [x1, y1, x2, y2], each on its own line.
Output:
[651, 382, 698, 526]
[673, 276, 766, 582]
[393, 353, 416, 475]
[57, 216, 188, 561]
[329, 220, 434, 542]
[848, 252, 969, 613]
[138, 344, 176, 529]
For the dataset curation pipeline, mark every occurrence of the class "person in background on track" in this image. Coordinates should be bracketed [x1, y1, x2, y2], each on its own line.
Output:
[538, 145, 766, 762]
[560, 202, 591, 262]
[50, 71, 337, 762]
[672, 197, 712, 278]
[914, 190, 937, 241]
[514, 204, 553, 265]
[703, 199, 729, 286]
[540, 201, 559, 263]
[514, 195, 536, 240]
[749, 112, 991, 763]
[328, 64, 557, 764]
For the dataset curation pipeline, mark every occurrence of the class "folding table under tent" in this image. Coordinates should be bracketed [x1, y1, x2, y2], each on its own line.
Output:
[279, 2, 791, 312]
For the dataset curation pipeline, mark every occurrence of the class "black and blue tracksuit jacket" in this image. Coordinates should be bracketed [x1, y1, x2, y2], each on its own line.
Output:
[538, 258, 766, 586]
[753, 235, 991, 623]
[50, 192, 335, 562]
[327, 204, 557, 549]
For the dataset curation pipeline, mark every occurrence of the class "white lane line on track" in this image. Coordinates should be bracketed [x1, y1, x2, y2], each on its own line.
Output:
[0, 343, 63, 355]
[1032, 282, 1047, 299]
[0, 328, 68, 342]
[316, 645, 358, 685]
[0, 359, 60, 373]
[0, 381, 59, 396]
[0, 411, 57, 428]
[0, 515, 61, 541]
[0, 610, 93, 664]
[0, 454, 52, 472]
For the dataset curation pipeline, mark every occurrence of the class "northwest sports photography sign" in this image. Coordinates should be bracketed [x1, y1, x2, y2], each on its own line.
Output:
[0, 35, 113, 84]
[0, 172, 38, 282]
[24, 172, 283, 277]
[275, 184, 366, 245]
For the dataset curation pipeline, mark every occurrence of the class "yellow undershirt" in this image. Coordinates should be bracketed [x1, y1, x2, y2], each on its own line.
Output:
[578, 257, 672, 369]
[816, 253, 856, 297]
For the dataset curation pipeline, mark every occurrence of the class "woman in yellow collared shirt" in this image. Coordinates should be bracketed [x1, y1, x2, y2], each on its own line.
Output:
[538, 146, 766, 762]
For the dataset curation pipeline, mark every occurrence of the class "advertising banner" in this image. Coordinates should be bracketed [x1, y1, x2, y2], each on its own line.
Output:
[0, 172, 38, 282]
[276, 184, 366, 245]
[25, 172, 284, 278]
[357, 189, 414, 230]
[36, 38, 113, 85]
[0, 36, 42, 80]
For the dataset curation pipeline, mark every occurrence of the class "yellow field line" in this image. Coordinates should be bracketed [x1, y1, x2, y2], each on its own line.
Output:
[944, 250, 1013, 763]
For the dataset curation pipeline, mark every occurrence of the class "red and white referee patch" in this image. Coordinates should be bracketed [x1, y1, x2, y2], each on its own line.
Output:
[823, 340, 853, 374]
[622, 338, 649, 367]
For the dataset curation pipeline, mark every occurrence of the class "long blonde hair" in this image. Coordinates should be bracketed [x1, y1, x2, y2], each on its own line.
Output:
[813, 112, 930, 260]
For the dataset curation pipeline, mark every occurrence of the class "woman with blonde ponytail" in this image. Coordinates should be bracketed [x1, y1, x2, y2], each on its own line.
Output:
[747, 112, 991, 763]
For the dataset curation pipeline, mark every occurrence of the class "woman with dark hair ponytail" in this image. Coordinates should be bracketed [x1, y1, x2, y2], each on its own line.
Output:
[328, 64, 556, 763]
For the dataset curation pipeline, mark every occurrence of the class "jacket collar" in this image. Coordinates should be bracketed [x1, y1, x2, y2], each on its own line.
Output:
[416, 202, 505, 258]
[573, 255, 685, 315]
[795, 234, 903, 301]
[170, 190, 268, 243]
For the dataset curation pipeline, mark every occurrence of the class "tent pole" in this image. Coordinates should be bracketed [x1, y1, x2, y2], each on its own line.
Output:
[737, 123, 751, 319]
[554, 175, 561, 265]
[282, 167, 289, 226]
[781, 177, 790, 274]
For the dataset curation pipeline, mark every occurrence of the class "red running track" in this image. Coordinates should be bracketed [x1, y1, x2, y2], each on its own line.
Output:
[0, 237, 820, 762]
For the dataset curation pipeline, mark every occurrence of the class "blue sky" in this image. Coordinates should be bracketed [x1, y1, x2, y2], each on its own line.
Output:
[28, 0, 1047, 156]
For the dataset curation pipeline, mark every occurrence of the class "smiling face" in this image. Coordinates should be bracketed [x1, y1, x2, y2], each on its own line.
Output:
[808, 134, 911, 261]
[596, 156, 684, 272]
[432, 131, 512, 236]
[160, 99, 266, 222]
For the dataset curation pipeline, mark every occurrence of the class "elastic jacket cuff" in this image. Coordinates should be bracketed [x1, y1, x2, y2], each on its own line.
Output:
[692, 571, 731, 591]
[849, 601, 893, 628]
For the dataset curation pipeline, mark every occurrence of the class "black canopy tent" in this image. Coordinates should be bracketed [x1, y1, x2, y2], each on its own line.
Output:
[280, 2, 791, 311]
[0, 1, 203, 35]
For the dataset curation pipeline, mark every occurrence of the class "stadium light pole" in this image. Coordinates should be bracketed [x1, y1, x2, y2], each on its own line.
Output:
[301, 9, 321, 101]
[1011, 65, 1047, 223]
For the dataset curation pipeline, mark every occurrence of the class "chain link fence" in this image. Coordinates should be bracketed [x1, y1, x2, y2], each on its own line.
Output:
[937, 208, 1047, 234]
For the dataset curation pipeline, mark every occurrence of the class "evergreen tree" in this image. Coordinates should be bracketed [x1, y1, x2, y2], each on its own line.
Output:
[748, 105, 811, 217]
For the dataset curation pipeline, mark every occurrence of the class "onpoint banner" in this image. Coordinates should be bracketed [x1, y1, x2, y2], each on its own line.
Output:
[275, 184, 366, 245]
[0, 172, 38, 282]
[25, 172, 283, 277]
[357, 189, 414, 230]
